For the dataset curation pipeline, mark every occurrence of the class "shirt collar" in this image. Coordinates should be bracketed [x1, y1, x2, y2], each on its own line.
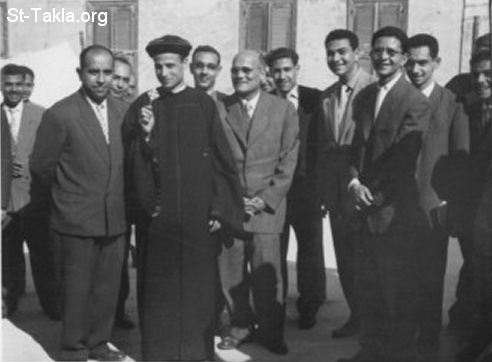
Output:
[85, 95, 107, 110]
[241, 90, 261, 110]
[277, 85, 299, 100]
[343, 67, 362, 91]
[421, 81, 436, 98]
[379, 71, 402, 92]
[3, 100, 23, 113]
[171, 82, 187, 94]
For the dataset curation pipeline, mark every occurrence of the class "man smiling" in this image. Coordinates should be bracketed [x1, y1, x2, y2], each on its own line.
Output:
[190, 45, 225, 102]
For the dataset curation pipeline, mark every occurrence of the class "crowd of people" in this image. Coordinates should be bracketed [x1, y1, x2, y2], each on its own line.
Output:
[1, 25, 490, 362]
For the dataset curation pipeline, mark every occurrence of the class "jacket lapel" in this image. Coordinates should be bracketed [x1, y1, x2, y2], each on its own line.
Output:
[74, 91, 110, 164]
[16, 103, 38, 153]
[223, 96, 248, 149]
[247, 92, 270, 145]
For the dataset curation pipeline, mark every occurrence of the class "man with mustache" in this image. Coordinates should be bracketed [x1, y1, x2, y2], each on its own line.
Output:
[30, 45, 128, 362]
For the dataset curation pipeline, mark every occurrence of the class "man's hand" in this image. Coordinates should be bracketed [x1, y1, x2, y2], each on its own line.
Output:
[350, 183, 374, 210]
[244, 196, 266, 216]
[139, 105, 155, 138]
[12, 162, 23, 178]
[209, 219, 221, 233]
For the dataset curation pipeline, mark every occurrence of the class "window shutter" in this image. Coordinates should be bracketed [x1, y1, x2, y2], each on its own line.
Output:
[113, 5, 135, 51]
[351, 3, 375, 72]
[378, 2, 405, 29]
[270, 2, 294, 49]
[93, 8, 111, 46]
[245, 2, 268, 52]
[0, 3, 6, 58]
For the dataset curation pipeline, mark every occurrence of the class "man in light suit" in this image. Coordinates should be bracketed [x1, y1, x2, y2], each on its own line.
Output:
[340, 27, 432, 362]
[30, 45, 127, 362]
[405, 34, 470, 361]
[267, 47, 326, 330]
[217, 50, 299, 355]
[1, 64, 59, 319]
[317, 30, 376, 338]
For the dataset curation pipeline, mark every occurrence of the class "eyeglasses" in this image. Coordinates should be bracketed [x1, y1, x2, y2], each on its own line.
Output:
[371, 47, 402, 58]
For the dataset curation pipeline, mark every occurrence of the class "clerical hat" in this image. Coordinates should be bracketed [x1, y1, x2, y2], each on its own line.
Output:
[145, 35, 192, 58]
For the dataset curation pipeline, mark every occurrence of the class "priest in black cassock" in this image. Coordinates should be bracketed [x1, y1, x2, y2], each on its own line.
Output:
[122, 35, 244, 361]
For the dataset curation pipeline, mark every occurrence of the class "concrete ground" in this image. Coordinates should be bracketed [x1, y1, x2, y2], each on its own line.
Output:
[2, 221, 465, 362]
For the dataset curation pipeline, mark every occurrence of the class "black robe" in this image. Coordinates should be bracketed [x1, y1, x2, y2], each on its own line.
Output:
[122, 87, 243, 361]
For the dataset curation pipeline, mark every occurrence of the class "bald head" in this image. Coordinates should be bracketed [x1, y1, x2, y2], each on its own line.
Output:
[231, 50, 265, 100]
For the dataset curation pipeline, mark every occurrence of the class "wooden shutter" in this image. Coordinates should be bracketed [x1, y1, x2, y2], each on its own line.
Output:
[241, 0, 297, 52]
[378, 2, 406, 29]
[0, 2, 7, 58]
[350, 2, 375, 72]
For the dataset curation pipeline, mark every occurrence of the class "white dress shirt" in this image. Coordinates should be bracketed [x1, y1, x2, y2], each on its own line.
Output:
[3, 101, 24, 143]
[86, 97, 109, 144]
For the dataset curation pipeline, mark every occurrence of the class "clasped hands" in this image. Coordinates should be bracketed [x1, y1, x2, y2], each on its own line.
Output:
[244, 196, 266, 217]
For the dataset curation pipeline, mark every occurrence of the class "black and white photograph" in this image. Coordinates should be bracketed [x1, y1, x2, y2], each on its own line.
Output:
[1, 0, 491, 361]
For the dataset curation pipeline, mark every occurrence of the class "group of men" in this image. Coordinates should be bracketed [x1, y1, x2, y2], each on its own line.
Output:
[1, 25, 490, 362]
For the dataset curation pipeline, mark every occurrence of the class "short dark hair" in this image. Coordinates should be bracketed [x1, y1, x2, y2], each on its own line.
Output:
[324, 29, 359, 50]
[406, 34, 439, 58]
[1, 64, 24, 79]
[19, 65, 35, 79]
[114, 56, 133, 71]
[371, 26, 408, 50]
[192, 45, 221, 65]
[474, 32, 491, 50]
[470, 50, 491, 66]
[79, 44, 114, 69]
[266, 47, 299, 67]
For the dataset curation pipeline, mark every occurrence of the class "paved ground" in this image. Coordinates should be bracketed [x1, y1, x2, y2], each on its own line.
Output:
[2, 224, 465, 362]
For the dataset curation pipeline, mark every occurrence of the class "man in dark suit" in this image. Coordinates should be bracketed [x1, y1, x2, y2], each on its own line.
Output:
[217, 50, 299, 355]
[190, 44, 226, 102]
[266, 47, 326, 330]
[405, 33, 470, 361]
[30, 45, 127, 362]
[318, 30, 376, 338]
[455, 50, 492, 362]
[340, 27, 432, 362]
[1, 64, 59, 319]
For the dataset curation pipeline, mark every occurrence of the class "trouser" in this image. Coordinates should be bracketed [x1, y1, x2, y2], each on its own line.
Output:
[219, 233, 285, 343]
[55, 232, 125, 361]
[280, 209, 325, 315]
[2, 211, 59, 315]
[330, 212, 358, 322]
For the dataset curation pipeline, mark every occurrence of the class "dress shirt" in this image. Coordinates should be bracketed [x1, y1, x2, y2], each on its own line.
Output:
[3, 102, 24, 143]
[277, 85, 299, 110]
[86, 97, 109, 144]
[171, 82, 187, 94]
[374, 72, 402, 119]
[240, 91, 261, 120]
[421, 81, 436, 98]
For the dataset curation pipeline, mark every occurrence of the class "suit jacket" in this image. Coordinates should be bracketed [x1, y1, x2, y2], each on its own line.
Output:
[416, 84, 470, 231]
[1, 111, 11, 211]
[317, 69, 376, 214]
[30, 90, 128, 237]
[217, 91, 299, 233]
[350, 75, 432, 234]
[2, 101, 45, 213]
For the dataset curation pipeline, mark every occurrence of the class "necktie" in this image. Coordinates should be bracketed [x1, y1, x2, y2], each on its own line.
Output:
[335, 84, 350, 140]
[95, 104, 109, 144]
[7, 107, 20, 143]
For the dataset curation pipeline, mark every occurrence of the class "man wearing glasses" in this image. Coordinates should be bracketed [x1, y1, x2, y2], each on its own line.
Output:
[190, 45, 225, 102]
[340, 27, 433, 362]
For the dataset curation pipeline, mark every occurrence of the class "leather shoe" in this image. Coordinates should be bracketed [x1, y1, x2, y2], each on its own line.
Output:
[332, 319, 359, 338]
[88, 349, 126, 361]
[259, 340, 289, 355]
[217, 328, 254, 350]
[298, 312, 316, 329]
[114, 314, 136, 330]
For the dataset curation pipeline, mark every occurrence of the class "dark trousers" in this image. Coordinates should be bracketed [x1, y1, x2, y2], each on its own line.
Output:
[280, 209, 325, 315]
[330, 213, 358, 322]
[54, 232, 125, 360]
[219, 233, 285, 343]
[2, 211, 59, 315]
[449, 232, 475, 326]
[116, 230, 131, 319]
[415, 230, 449, 359]
[356, 229, 422, 362]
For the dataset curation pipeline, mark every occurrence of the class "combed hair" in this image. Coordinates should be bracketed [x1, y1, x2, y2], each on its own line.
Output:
[266, 47, 299, 67]
[1, 63, 24, 79]
[470, 50, 491, 66]
[406, 34, 439, 58]
[324, 29, 359, 50]
[371, 26, 408, 49]
[114, 56, 133, 71]
[192, 45, 221, 65]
